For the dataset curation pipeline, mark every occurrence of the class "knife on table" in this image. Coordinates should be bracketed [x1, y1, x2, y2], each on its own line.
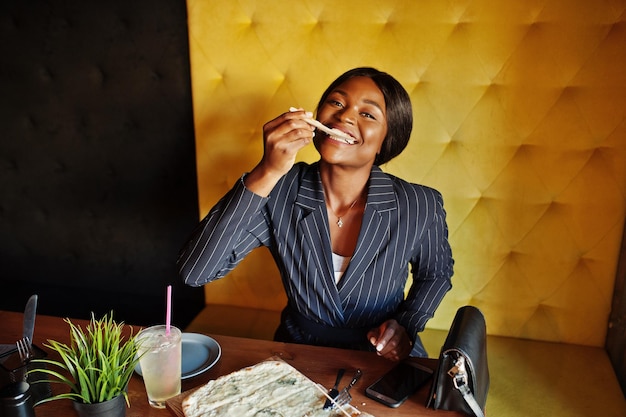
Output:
[323, 368, 346, 409]
[23, 294, 38, 346]
[337, 369, 362, 400]
[343, 369, 363, 393]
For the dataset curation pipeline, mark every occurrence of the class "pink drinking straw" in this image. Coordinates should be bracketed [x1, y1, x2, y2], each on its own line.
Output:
[166, 285, 172, 336]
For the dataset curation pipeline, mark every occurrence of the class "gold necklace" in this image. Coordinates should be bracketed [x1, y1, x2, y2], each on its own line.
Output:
[328, 198, 359, 228]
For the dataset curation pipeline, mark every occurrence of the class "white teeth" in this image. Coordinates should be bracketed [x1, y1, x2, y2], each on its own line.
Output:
[289, 107, 357, 145]
[329, 134, 358, 145]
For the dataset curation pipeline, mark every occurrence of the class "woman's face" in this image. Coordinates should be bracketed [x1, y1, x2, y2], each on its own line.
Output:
[314, 76, 388, 168]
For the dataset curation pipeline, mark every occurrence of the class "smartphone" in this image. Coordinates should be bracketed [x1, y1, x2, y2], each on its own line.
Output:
[365, 361, 434, 408]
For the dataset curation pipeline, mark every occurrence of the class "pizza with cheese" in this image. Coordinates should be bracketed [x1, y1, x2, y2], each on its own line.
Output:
[182, 359, 374, 417]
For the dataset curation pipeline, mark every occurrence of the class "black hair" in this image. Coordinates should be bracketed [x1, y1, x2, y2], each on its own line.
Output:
[315, 67, 413, 165]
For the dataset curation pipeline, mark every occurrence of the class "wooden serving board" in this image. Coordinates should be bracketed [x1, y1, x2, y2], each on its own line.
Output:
[165, 389, 193, 417]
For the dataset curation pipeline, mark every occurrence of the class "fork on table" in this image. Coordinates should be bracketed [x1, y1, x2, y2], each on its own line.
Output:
[16, 336, 33, 363]
[7, 337, 34, 382]
[332, 369, 363, 409]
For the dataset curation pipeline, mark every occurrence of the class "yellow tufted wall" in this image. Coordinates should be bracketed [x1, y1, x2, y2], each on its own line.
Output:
[185, 0, 626, 347]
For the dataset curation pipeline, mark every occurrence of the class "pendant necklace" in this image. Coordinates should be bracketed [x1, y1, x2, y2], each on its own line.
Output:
[329, 198, 359, 228]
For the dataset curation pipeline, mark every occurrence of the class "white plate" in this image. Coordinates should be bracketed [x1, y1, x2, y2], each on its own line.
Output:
[135, 333, 221, 380]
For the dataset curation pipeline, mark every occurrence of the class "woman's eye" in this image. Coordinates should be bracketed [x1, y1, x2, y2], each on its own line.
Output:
[327, 99, 343, 108]
[361, 112, 375, 120]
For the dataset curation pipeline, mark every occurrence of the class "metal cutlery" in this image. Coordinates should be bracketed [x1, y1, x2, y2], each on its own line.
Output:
[11, 336, 34, 382]
[331, 369, 362, 409]
[323, 368, 346, 409]
[12, 295, 38, 383]
[16, 337, 33, 363]
[22, 294, 38, 349]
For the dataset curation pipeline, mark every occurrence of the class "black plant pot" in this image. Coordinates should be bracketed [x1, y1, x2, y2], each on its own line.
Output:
[72, 395, 126, 417]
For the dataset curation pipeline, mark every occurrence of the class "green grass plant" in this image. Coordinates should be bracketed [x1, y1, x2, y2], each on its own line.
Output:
[31, 312, 141, 406]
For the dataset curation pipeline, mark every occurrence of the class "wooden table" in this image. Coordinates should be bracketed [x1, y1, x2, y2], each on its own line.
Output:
[0, 310, 462, 417]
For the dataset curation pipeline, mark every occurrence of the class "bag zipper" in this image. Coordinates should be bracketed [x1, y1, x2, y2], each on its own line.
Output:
[447, 353, 469, 389]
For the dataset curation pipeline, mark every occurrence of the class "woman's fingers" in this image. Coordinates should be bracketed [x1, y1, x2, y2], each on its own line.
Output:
[260, 111, 315, 175]
[368, 320, 412, 361]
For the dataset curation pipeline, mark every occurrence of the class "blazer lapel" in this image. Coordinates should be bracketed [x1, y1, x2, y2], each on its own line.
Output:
[294, 165, 345, 317]
[337, 167, 398, 296]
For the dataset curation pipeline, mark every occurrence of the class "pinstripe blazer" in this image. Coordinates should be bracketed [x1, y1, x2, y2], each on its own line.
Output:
[178, 162, 454, 356]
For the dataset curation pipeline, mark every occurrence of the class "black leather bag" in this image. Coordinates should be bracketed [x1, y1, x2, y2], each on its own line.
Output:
[427, 306, 489, 417]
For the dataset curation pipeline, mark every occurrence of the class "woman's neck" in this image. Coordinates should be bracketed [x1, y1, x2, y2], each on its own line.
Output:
[318, 161, 369, 207]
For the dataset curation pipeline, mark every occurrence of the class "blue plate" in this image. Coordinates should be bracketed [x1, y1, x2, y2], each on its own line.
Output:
[135, 333, 221, 380]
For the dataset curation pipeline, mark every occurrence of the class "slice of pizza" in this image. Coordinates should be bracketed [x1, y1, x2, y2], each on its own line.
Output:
[182, 359, 374, 417]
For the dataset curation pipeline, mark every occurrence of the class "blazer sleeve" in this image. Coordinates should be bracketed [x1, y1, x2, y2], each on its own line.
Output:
[177, 175, 270, 287]
[395, 187, 454, 341]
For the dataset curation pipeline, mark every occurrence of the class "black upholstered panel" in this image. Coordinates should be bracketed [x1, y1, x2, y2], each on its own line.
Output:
[0, 0, 203, 327]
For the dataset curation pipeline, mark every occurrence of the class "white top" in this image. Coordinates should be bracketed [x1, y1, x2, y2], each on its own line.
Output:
[332, 252, 351, 284]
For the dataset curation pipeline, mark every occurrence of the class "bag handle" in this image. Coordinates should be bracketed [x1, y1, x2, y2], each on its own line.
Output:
[447, 355, 485, 417]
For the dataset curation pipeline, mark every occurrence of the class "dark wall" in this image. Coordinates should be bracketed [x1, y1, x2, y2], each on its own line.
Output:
[0, 0, 204, 328]
[607, 220, 626, 396]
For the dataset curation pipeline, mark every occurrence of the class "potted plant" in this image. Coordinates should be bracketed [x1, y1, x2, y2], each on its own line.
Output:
[31, 312, 141, 417]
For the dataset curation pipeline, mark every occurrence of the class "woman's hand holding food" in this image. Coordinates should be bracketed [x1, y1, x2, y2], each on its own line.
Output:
[244, 109, 314, 196]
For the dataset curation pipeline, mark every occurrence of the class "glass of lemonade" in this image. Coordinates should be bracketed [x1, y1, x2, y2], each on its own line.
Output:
[136, 324, 182, 408]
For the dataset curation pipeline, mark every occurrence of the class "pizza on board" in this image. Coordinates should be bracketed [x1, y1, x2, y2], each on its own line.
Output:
[182, 359, 374, 417]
